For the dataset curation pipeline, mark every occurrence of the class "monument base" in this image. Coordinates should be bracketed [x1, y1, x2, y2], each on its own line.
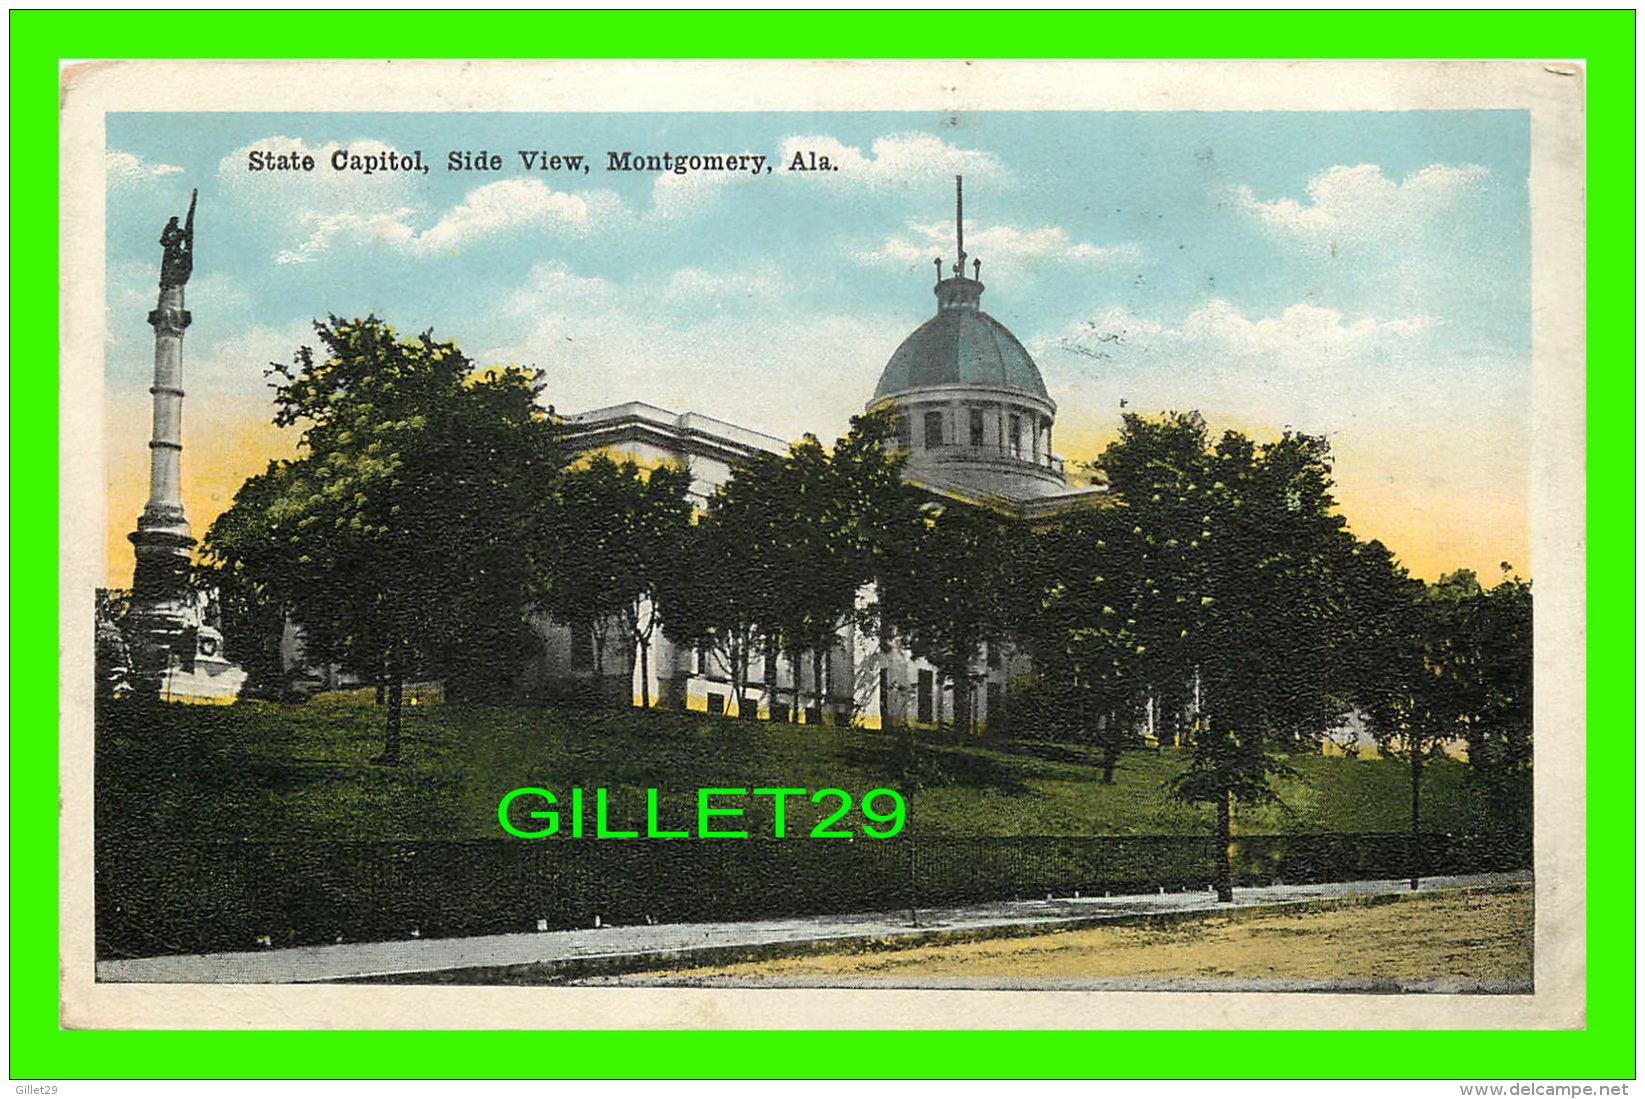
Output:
[99, 587, 248, 705]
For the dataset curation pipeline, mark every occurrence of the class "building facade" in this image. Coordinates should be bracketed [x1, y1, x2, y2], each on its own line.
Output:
[533, 179, 1103, 731]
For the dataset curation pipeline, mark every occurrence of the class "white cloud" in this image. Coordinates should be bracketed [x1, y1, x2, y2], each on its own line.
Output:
[632, 132, 1008, 225]
[410, 178, 628, 254]
[221, 136, 636, 261]
[1234, 163, 1491, 251]
[647, 162, 759, 223]
[107, 151, 183, 188]
[477, 261, 899, 441]
[218, 136, 427, 261]
[1179, 299, 1439, 355]
[860, 218, 1140, 271]
[274, 208, 419, 264]
[499, 261, 617, 317]
[1036, 298, 1456, 434]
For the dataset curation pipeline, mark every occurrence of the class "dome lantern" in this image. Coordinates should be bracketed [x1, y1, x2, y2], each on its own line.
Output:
[868, 176, 1066, 501]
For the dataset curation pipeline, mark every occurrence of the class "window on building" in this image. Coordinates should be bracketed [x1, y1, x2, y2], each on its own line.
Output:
[894, 414, 911, 452]
[1009, 413, 1022, 457]
[706, 692, 725, 715]
[763, 646, 778, 684]
[969, 408, 985, 447]
[917, 669, 934, 724]
[986, 639, 1001, 668]
[878, 667, 890, 725]
[923, 410, 944, 449]
[694, 644, 708, 676]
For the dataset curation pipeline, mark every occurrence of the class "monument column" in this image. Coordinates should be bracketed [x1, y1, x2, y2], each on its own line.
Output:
[128, 191, 198, 651]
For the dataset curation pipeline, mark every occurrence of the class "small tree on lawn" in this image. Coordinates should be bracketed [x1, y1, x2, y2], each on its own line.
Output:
[203, 316, 567, 763]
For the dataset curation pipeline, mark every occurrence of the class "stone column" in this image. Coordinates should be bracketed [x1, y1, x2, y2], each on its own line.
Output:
[125, 273, 200, 700]
[129, 283, 195, 611]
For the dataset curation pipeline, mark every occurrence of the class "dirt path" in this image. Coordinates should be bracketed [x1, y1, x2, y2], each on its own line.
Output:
[608, 886, 1532, 983]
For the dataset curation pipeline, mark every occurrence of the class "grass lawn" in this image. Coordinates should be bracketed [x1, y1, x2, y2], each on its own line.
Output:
[100, 692, 1494, 843]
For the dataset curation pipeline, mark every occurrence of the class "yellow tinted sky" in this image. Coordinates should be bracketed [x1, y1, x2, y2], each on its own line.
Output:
[106, 397, 1526, 590]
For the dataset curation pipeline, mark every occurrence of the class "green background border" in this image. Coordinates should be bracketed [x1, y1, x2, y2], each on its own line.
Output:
[13, 10, 1635, 1081]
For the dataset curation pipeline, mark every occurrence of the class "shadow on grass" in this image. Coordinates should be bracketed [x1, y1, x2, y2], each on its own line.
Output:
[840, 738, 1035, 796]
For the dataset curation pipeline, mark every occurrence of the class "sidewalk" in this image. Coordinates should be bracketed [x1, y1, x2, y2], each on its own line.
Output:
[95, 871, 1530, 984]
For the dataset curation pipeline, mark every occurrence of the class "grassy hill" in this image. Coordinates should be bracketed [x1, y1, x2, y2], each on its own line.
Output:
[99, 692, 1494, 843]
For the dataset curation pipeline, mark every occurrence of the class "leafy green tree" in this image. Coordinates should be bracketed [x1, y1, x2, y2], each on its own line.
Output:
[658, 457, 781, 717]
[1339, 538, 1439, 888]
[1354, 558, 1533, 887]
[878, 499, 1027, 734]
[194, 460, 302, 698]
[203, 316, 568, 763]
[547, 455, 694, 708]
[1021, 506, 1145, 780]
[1095, 411, 1353, 901]
[1427, 568, 1534, 777]
[758, 434, 852, 722]
[760, 410, 921, 723]
[1466, 570, 1534, 835]
[658, 409, 920, 724]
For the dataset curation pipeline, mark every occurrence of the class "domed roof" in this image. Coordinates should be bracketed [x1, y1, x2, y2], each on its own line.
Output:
[872, 277, 1050, 402]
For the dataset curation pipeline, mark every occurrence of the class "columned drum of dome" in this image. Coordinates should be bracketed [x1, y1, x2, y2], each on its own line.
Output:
[867, 177, 1067, 501]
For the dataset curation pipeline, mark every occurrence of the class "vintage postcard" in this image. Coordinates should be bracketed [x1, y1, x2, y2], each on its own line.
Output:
[59, 59, 1585, 1030]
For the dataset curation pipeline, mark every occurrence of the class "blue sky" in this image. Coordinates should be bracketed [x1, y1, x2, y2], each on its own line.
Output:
[105, 109, 1531, 581]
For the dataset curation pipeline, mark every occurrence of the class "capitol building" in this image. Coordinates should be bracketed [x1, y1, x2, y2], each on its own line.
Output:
[537, 180, 1102, 732]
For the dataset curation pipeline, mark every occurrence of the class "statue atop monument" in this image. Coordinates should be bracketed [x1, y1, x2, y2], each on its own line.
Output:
[159, 188, 197, 288]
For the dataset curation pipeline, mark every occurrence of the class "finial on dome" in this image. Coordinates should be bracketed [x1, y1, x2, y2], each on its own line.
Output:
[928, 176, 984, 309]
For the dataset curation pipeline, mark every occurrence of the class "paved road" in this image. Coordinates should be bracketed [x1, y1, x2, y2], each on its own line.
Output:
[95, 871, 1530, 985]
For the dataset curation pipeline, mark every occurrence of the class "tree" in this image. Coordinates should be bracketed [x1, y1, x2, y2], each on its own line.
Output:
[878, 499, 1027, 734]
[1095, 411, 1353, 901]
[658, 409, 921, 724]
[546, 455, 693, 709]
[658, 457, 781, 717]
[1354, 558, 1534, 888]
[1342, 538, 1438, 889]
[1466, 570, 1534, 836]
[202, 316, 568, 763]
[759, 410, 921, 723]
[757, 434, 854, 722]
[194, 460, 304, 699]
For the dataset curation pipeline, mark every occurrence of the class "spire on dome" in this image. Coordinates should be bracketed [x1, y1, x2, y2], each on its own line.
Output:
[930, 174, 984, 311]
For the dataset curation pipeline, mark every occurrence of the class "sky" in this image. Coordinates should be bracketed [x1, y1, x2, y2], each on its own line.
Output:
[104, 109, 1531, 587]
